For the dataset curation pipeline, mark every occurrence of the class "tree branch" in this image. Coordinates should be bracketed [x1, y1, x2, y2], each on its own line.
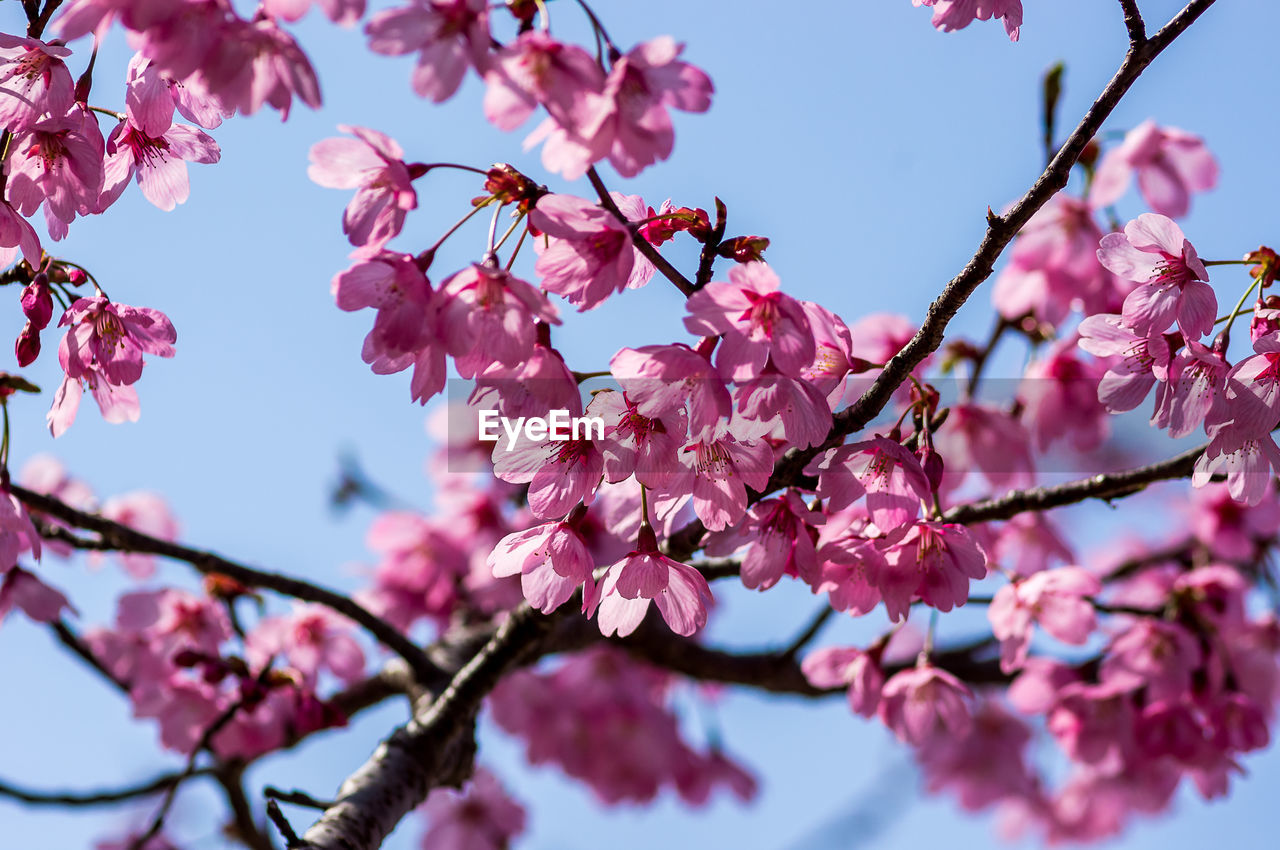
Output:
[586, 166, 697, 296]
[1119, 0, 1147, 44]
[13, 486, 448, 689]
[941, 444, 1204, 524]
[0, 769, 208, 808]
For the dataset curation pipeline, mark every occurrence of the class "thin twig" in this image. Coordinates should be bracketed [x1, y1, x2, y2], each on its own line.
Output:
[1118, 0, 1148, 44]
[0, 770, 208, 808]
[14, 485, 447, 689]
[586, 166, 696, 296]
[781, 605, 836, 659]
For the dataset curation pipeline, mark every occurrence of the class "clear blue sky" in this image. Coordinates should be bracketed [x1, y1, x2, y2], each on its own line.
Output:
[1, 1, 1276, 848]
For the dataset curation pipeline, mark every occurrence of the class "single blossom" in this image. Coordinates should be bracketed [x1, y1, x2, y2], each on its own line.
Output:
[989, 567, 1102, 673]
[1097, 213, 1214, 340]
[0, 34, 75, 131]
[439, 263, 560, 378]
[801, 645, 884, 717]
[420, 768, 526, 850]
[364, 0, 489, 103]
[610, 343, 732, 443]
[806, 436, 931, 532]
[665, 432, 773, 531]
[488, 521, 595, 614]
[879, 662, 973, 746]
[6, 108, 106, 240]
[531, 193, 648, 310]
[1090, 120, 1219, 218]
[877, 521, 988, 620]
[684, 262, 815, 382]
[914, 0, 1023, 41]
[591, 547, 713, 637]
[309, 125, 417, 250]
[482, 31, 603, 132]
[1076, 312, 1171, 413]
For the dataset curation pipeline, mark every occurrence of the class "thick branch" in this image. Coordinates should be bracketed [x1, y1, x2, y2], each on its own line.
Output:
[941, 444, 1204, 524]
[13, 486, 447, 689]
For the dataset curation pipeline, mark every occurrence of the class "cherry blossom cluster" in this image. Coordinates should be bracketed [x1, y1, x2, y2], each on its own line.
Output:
[1, 2, 1275, 849]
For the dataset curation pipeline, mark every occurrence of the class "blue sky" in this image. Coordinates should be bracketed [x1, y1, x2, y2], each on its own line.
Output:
[1, 0, 1277, 848]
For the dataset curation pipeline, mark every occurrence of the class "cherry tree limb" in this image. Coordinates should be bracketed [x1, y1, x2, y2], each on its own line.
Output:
[12, 485, 448, 688]
[1119, 0, 1148, 44]
[0, 769, 210, 808]
[941, 443, 1205, 524]
[586, 166, 697, 296]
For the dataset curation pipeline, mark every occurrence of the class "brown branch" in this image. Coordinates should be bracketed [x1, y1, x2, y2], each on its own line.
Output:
[217, 764, 275, 850]
[50, 619, 130, 694]
[586, 166, 697, 296]
[1119, 0, 1148, 44]
[941, 443, 1204, 525]
[13, 486, 448, 689]
[0, 769, 208, 808]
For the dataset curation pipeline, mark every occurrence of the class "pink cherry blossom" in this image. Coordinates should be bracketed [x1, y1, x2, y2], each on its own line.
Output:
[99, 117, 220, 213]
[439, 263, 559, 377]
[332, 251, 445, 401]
[592, 548, 712, 637]
[469, 343, 579, 420]
[799, 301, 859, 408]
[801, 645, 884, 717]
[577, 36, 713, 177]
[264, 0, 365, 26]
[1097, 213, 1214, 339]
[0, 491, 42, 570]
[588, 389, 685, 490]
[610, 343, 732, 443]
[5, 108, 105, 240]
[0, 198, 41, 265]
[684, 262, 815, 382]
[356, 511, 469, 630]
[915, 0, 1023, 41]
[247, 603, 367, 686]
[807, 436, 931, 531]
[198, 17, 322, 119]
[531, 193, 650, 310]
[0, 34, 75, 132]
[934, 402, 1035, 490]
[1193, 424, 1280, 507]
[1100, 619, 1202, 702]
[99, 491, 179, 578]
[1151, 338, 1228, 438]
[365, 0, 489, 103]
[492, 432, 604, 520]
[989, 567, 1101, 673]
[1090, 120, 1218, 218]
[877, 521, 988, 620]
[719, 490, 822, 590]
[309, 125, 417, 250]
[489, 521, 595, 614]
[879, 662, 973, 746]
[58, 296, 176, 387]
[732, 368, 832, 449]
[1220, 330, 1280, 438]
[420, 768, 525, 850]
[1076, 312, 1171, 412]
[0, 566, 69, 625]
[665, 432, 772, 531]
[1018, 338, 1110, 452]
[482, 31, 603, 132]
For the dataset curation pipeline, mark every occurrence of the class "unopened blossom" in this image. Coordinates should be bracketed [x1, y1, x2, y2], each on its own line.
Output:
[482, 31, 603, 132]
[489, 521, 594, 613]
[577, 36, 713, 177]
[989, 567, 1101, 673]
[684, 262, 815, 382]
[1090, 120, 1218, 218]
[439, 263, 559, 377]
[309, 125, 417, 250]
[531, 193, 648, 310]
[592, 546, 713, 637]
[879, 662, 973, 746]
[801, 645, 884, 717]
[915, 0, 1023, 41]
[0, 34, 75, 131]
[806, 436, 931, 531]
[1097, 213, 1214, 340]
[878, 521, 988, 620]
[1076, 312, 1171, 412]
[610, 343, 732, 443]
[6, 109, 105, 240]
[365, 0, 489, 103]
